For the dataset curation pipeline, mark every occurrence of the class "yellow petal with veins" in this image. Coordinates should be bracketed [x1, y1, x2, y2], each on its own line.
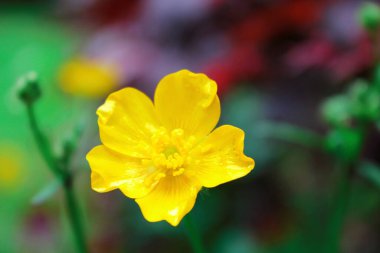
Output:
[98, 87, 160, 158]
[154, 69, 220, 138]
[135, 175, 201, 226]
[187, 125, 254, 188]
[86, 145, 157, 198]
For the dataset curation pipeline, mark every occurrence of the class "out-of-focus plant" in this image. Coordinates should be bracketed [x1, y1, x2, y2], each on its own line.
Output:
[247, 3, 380, 252]
[0, 148, 23, 191]
[0, 12, 83, 252]
[320, 3, 380, 252]
[358, 2, 380, 33]
[17, 72, 88, 253]
[59, 57, 119, 98]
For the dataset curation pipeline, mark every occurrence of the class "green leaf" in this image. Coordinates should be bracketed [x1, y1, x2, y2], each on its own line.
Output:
[358, 161, 380, 188]
[212, 228, 257, 253]
[325, 127, 362, 163]
[31, 179, 61, 205]
[373, 64, 380, 88]
[358, 2, 380, 32]
[364, 89, 380, 120]
[255, 121, 323, 149]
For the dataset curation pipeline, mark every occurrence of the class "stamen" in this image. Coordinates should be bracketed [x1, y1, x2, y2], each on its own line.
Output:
[150, 127, 189, 178]
[172, 168, 185, 176]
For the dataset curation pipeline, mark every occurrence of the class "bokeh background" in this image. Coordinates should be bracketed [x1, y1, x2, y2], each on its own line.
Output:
[1, 0, 380, 252]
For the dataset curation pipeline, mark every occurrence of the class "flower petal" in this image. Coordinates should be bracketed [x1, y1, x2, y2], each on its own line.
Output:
[86, 145, 156, 198]
[135, 175, 201, 226]
[187, 125, 254, 188]
[97, 87, 160, 158]
[154, 69, 220, 138]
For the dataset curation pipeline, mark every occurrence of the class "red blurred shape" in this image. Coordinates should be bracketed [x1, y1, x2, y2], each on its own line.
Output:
[204, 45, 264, 94]
[85, 0, 141, 26]
[231, 0, 326, 44]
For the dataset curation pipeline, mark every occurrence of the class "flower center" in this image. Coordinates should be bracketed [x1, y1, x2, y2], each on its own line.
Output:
[163, 146, 179, 158]
[150, 128, 195, 177]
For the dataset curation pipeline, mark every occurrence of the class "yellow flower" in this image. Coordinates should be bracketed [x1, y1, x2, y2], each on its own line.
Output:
[59, 58, 119, 98]
[86, 69, 255, 226]
[0, 145, 23, 191]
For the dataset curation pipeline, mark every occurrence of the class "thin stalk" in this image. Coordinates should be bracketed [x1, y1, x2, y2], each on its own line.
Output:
[324, 162, 352, 253]
[26, 105, 64, 180]
[325, 125, 366, 253]
[63, 176, 88, 253]
[183, 215, 205, 253]
[25, 103, 88, 253]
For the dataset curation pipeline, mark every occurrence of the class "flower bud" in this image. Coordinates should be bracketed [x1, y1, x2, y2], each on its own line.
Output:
[16, 71, 41, 104]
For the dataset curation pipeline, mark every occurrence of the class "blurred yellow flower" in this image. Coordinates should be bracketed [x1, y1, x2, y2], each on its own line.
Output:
[87, 69, 254, 226]
[0, 147, 23, 191]
[59, 58, 119, 98]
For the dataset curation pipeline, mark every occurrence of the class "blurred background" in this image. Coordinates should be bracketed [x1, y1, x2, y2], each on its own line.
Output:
[1, 0, 380, 252]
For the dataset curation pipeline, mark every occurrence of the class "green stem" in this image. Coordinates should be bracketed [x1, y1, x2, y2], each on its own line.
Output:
[26, 105, 65, 180]
[325, 125, 366, 253]
[63, 176, 88, 253]
[25, 103, 88, 253]
[324, 162, 352, 253]
[359, 161, 380, 188]
[183, 215, 205, 253]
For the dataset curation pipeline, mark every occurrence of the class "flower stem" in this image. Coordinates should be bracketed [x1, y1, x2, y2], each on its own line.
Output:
[25, 104, 88, 253]
[325, 125, 366, 253]
[183, 215, 205, 253]
[26, 106, 65, 180]
[63, 176, 88, 253]
[324, 162, 352, 253]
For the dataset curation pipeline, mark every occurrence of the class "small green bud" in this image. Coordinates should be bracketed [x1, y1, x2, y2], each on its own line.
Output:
[348, 79, 369, 119]
[348, 79, 380, 121]
[321, 95, 352, 127]
[358, 2, 380, 31]
[348, 79, 368, 101]
[16, 71, 41, 104]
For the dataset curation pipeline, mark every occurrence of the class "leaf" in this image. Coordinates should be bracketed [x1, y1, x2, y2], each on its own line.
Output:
[31, 179, 61, 205]
[359, 161, 380, 188]
[325, 127, 362, 163]
[358, 2, 380, 32]
[255, 121, 323, 149]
